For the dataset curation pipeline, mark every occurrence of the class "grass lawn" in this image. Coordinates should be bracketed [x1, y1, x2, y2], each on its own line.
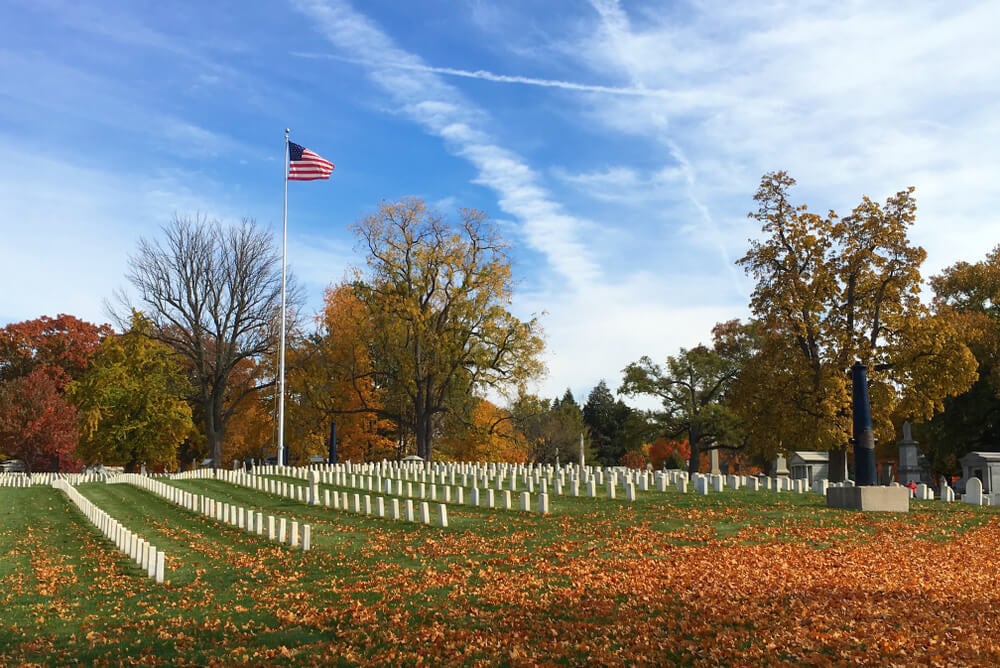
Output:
[1, 476, 998, 666]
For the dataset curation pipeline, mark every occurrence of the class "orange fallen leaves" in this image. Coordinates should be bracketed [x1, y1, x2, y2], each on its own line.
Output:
[6, 484, 1000, 666]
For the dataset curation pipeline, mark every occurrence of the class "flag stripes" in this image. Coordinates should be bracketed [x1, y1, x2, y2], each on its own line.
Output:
[288, 141, 334, 180]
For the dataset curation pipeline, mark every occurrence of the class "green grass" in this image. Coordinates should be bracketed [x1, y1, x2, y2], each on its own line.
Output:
[1, 478, 997, 665]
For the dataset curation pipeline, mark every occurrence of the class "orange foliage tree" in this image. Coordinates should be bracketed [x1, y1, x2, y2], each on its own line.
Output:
[437, 398, 529, 463]
[0, 314, 112, 387]
[620, 449, 646, 470]
[645, 438, 691, 470]
[0, 314, 111, 470]
[286, 284, 397, 463]
[221, 358, 275, 465]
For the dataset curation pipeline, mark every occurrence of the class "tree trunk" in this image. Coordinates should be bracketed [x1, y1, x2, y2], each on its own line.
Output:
[415, 405, 432, 461]
[687, 424, 702, 476]
[205, 394, 225, 469]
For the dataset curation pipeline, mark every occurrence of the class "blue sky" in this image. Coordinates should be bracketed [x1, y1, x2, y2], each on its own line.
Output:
[2, 0, 998, 407]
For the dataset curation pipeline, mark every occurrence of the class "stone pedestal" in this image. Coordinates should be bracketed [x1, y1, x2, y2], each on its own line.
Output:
[827, 486, 909, 512]
[897, 421, 924, 485]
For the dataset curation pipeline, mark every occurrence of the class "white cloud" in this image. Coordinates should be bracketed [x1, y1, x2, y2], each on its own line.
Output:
[577, 0, 1000, 281]
[294, 0, 605, 293]
[0, 141, 242, 326]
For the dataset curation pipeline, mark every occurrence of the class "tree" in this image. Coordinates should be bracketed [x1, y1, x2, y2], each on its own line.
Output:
[646, 438, 691, 470]
[67, 313, 194, 471]
[512, 392, 593, 465]
[0, 368, 80, 473]
[120, 214, 289, 468]
[286, 283, 398, 463]
[436, 398, 529, 463]
[736, 172, 977, 480]
[0, 314, 112, 386]
[221, 359, 277, 465]
[583, 380, 636, 466]
[918, 246, 1000, 475]
[352, 198, 545, 461]
[0, 314, 111, 471]
[619, 321, 749, 474]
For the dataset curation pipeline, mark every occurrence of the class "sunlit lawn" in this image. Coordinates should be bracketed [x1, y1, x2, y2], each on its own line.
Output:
[2, 476, 998, 666]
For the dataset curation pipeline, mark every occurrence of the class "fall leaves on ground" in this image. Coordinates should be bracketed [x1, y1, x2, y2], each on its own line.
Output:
[2, 483, 998, 666]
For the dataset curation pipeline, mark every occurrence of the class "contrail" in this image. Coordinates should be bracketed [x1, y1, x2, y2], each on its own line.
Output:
[293, 51, 674, 99]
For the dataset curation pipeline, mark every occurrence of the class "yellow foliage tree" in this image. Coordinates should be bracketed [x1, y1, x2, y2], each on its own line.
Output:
[735, 172, 977, 479]
[68, 312, 194, 471]
[353, 198, 545, 461]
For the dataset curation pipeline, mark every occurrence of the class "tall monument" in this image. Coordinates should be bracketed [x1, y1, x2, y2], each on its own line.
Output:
[851, 361, 878, 486]
[897, 421, 925, 485]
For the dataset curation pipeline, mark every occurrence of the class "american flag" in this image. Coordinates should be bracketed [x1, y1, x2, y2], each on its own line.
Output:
[288, 141, 334, 181]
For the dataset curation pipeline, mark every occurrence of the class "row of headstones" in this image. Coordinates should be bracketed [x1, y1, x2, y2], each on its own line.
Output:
[677, 471, 989, 506]
[259, 464, 616, 502]
[51, 479, 165, 582]
[253, 463, 817, 503]
[272, 461, 641, 493]
[212, 463, 997, 509]
[207, 468, 552, 518]
[109, 473, 310, 550]
[0, 472, 111, 487]
[272, 461, 832, 500]
[298, 460, 589, 483]
[188, 468, 454, 527]
[665, 471, 823, 496]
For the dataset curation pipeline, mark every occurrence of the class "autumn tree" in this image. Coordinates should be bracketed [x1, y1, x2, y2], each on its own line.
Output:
[285, 283, 398, 464]
[352, 198, 545, 461]
[646, 438, 691, 470]
[436, 398, 529, 463]
[736, 172, 977, 479]
[67, 313, 194, 471]
[120, 214, 290, 468]
[0, 314, 112, 387]
[620, 321, 749, 474]
[917, 246, 1000, 475]
[0, 368, 80, 473]
[221, 359, 277, 465]
[0, 314, 111, 471]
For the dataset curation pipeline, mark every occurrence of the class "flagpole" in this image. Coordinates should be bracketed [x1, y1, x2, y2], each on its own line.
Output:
[278, 128, 289, 466]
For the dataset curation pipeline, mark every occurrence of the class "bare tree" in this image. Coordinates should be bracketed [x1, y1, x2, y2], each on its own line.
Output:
[119, 214, 291, 468]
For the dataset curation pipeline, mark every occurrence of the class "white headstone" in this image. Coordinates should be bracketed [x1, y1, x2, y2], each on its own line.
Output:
[964, 477, 984, 506]
[695, 475, 709, 495]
